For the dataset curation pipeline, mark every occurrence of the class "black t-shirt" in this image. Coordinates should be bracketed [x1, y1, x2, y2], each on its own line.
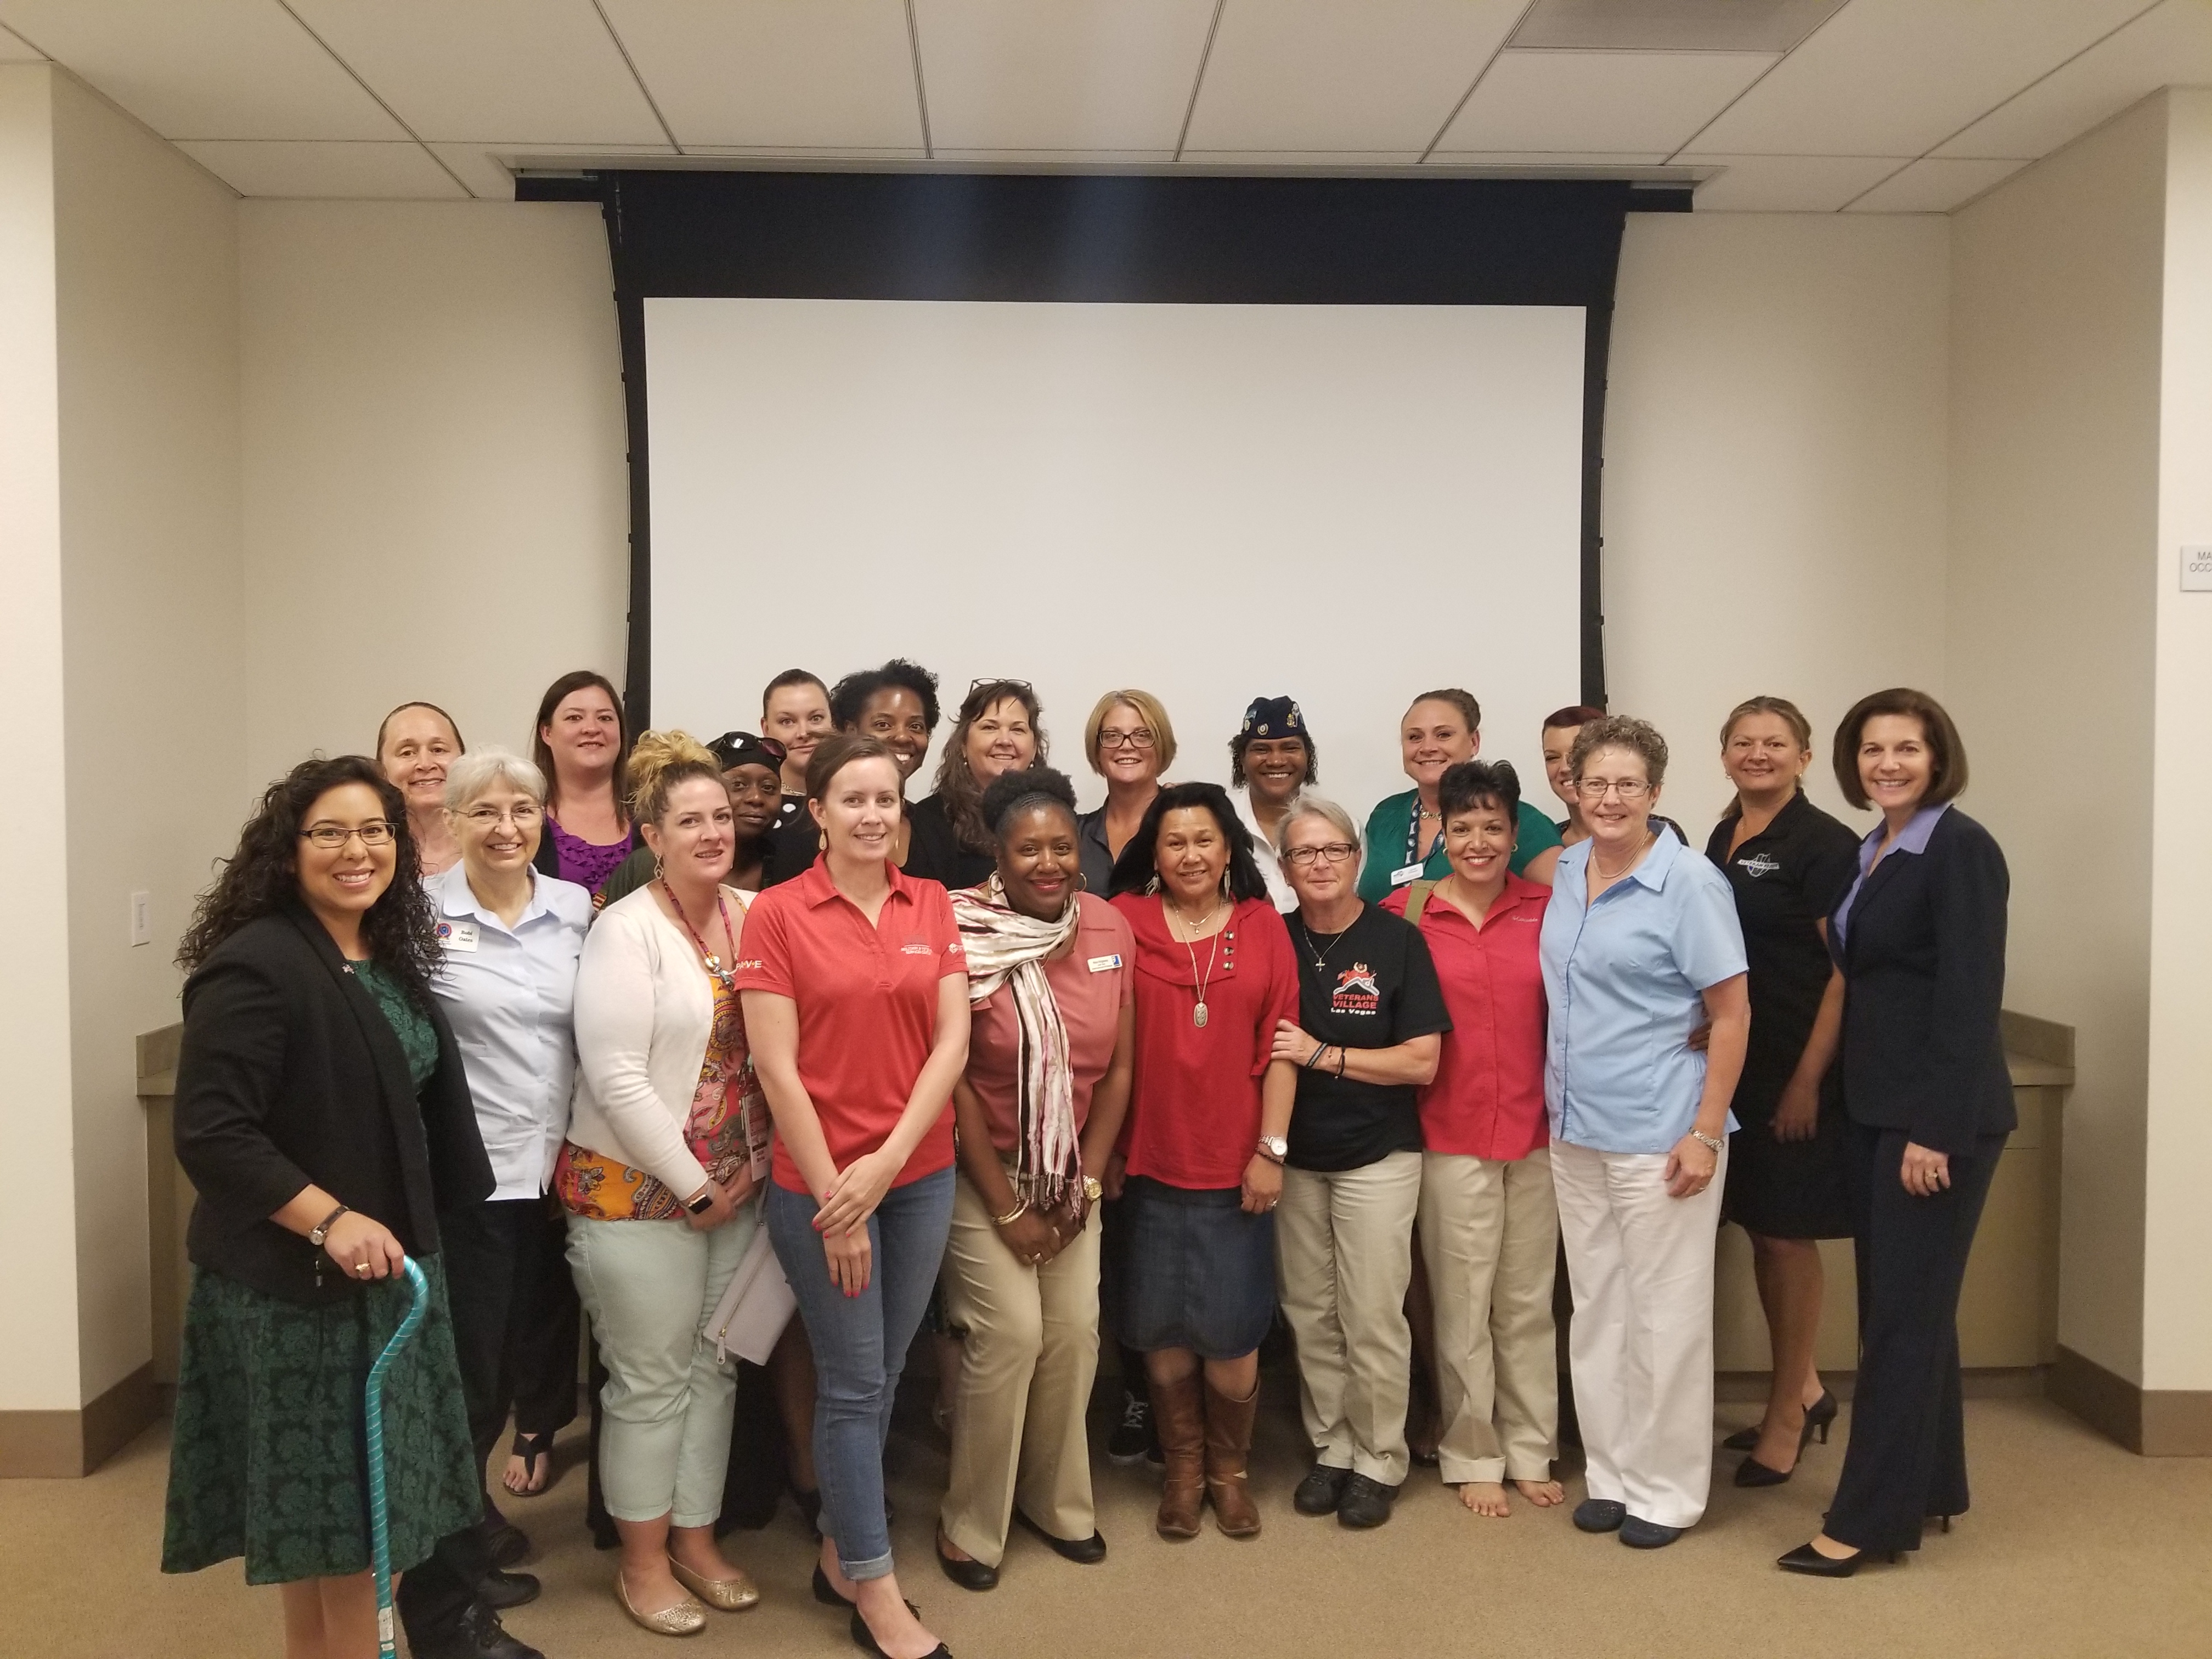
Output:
[1703, 793, 1861, 1106]
[759, 791, 968, 890]
[1284, 904, 1452, 1172]
[757, 795, 811, 889]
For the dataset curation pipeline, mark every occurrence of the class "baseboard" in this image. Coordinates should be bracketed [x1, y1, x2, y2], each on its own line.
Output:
[2050, 1344, 2212, 1455]
[0, 1361, 160, 1477]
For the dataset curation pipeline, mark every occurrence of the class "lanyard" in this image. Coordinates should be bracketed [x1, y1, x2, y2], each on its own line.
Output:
[1404, 798, 1440, 872]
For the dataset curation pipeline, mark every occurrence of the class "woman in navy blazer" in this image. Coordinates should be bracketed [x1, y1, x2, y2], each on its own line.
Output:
[1779, 690, 2012, 1577]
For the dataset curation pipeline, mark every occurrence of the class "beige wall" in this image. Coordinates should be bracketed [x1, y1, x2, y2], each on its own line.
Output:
[1948, 98, 2168, 1384]
[238, 201, 628, 786]
[1604, 211, 1950, 835]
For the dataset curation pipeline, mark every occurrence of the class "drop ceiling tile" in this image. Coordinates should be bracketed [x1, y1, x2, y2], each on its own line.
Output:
[430, 142, 679, 200]
[0, 0, 404, 139]
[595, 0, 923, 149]
[1683, 0, 2155, 158]
[175, 139, 465, 199]
[1435, 49, 1776, 155]
[1689, 153, 1906, 211]
[1936, 1, 2212, 160]
[1844, 154, 2029, 212]
[1182, 0, 1527, 154]
[1178, 149, 1427, 167]
[1425, 150, 1674, 168]
[933, 149, 1180, 163]
[681, 145, 929, 159]
[0, 23, 42, 60]
[286, 1, 666, 145]
[917, 0, 1215, 151]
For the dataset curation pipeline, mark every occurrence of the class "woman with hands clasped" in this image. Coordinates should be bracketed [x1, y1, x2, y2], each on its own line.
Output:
[554, 732, 769, 1637]
[740, 733, 971, 1659]
[935, 766, 1134, 1590]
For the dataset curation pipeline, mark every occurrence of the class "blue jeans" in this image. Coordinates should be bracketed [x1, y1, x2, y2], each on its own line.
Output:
[767, 1167, 955, 1579]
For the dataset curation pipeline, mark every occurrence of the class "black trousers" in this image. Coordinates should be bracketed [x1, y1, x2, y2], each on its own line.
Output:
[1826, 1123, 2006, 1554]
[439, 1195, 582, 1513]
[395, 1521, 492, 1648]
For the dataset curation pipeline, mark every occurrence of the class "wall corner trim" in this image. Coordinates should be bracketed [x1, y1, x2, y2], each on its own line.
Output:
[2051, 1344, 2212, 1455]
[0, 1361, 161, 1477]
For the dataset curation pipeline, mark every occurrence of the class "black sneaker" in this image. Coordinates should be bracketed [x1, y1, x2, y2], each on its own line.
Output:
[1293, 1464, 1351, 1515]
[1107, 1389, 1153, 1465]
[1336, 1474, 1398, 1530]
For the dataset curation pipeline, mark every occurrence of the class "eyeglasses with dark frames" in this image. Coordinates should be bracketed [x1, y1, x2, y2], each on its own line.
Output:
[300, 821, 397, 849]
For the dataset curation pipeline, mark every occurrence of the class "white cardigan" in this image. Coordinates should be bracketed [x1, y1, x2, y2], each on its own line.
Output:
[566, 884, 748, 1200]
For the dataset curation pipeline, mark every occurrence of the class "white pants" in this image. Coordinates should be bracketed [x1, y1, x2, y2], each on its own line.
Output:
[1550, 1138, 1725, 1530]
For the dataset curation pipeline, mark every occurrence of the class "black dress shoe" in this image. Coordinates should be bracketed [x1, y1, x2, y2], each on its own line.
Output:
[850, 1607, 952, 1658]
[1013, 1509, 1107, 1562]
[475, 1567, 540, 1610]
[482, 1519, 530, 1568]
[1572, 1498, 1627, 1533]
[1335, 1473, 1397, 1530]
[935, 1542, 998, 1592]
[1725, 1389, 1838, 1453]
[1293, 1464, 1351, 1516]
[812, 1564, 918, 1615]
[1778, 1540, 1895, 1577]
[410, 1601, 545, 1659]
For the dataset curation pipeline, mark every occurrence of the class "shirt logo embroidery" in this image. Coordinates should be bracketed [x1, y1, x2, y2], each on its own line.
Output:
[1736, 853, 1782, 879]
[732, 957, 765, 972]
[1329, 963, 1381, 1015]
[901, 941, 934, 956]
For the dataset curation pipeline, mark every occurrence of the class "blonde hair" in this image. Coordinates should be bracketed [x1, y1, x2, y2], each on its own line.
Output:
[625, 729, 725, 825]
[1084, 689, 1177, 777]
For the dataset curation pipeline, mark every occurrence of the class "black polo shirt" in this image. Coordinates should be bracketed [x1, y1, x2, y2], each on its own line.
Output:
[1703, 793, 1861, 1101]
[1284, 904, 1451, 1172]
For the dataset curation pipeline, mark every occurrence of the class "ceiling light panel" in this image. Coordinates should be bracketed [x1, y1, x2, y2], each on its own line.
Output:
[1846, 154, 2029, 212]
[1181, 0, 1527, 154]
[1509, 0, 1848, 54]
[1936, 1, 2212, 161]
[595, 0, 924, 150]
[176, 139, 465, 198]
[0, 0, 404, 139]
[1684, 0, 2157, 158]
[286, 1, 667, 145]
[916, 0, 1216, 151]
[1435, 49, 1774, 155]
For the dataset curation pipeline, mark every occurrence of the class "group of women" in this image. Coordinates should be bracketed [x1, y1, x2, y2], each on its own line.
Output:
[160, 661, 2011, 1659]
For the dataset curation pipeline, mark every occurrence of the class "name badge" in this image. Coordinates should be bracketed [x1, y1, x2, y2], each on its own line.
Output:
[1389, 862, 1425, 887]
[436, 919, 479, 952]
[1087, 953, 1123, 972]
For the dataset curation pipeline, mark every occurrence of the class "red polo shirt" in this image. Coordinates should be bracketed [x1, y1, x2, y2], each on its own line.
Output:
[1111, 894, 1298, 1190]
[1384, 876, 1550, 1162]
[967, 894, 1135, 1155]
[736, 857, 966, 1194]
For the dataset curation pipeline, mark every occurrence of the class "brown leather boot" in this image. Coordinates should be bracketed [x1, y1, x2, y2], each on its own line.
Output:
[1152, 1370, 1206, 1540]
[1203, 1376, 1262, 1538]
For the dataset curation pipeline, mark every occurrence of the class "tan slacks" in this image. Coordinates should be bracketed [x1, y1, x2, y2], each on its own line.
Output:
[939, 1166, 1101, 1567]
[1418, 1146, 1560, 1486]
[1274, 1149, 1422, 1485]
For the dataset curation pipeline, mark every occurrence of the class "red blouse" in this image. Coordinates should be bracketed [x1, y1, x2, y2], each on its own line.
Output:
[1111, 894, 1298, 1190]
[1384, 876, 1550, 1163]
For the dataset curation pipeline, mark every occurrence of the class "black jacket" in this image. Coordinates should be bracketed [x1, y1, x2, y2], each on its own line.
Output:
[1830, 808, 2015, 1154]
[174, 909, 493, 1305]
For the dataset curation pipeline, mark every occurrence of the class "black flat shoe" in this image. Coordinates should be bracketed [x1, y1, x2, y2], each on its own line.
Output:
[1778, 1541, 1896, 1578]
[1572, 1498, 1627, 1533]
[935, 1542, 998, 1592]
[812, 1565, 917, 1616]
[1293, 1464, 1351, 1516]
[1619, 1516, 1684, 1549]
[1336, 1473, 1398, 1530]
[1013, 1509, 1107, 1563]
[850, 1607, 952, 1658]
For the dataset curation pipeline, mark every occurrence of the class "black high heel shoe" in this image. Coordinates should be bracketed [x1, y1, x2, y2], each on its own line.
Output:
[1777, 1540, 1898, 1578]
[1724, 1388, 1837, 1453]
[1733, 1389, 1841, 1486]
[812, 1565, 918, 1616]
[850, 1607, 952, 1658]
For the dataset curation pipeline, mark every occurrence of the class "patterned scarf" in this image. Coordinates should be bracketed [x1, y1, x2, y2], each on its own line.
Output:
[951, 876, 1084, 1209]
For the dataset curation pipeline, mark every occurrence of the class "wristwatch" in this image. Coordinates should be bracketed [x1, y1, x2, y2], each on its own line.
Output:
[1256, 1135, 1288, 1164]
[1690, 1130, 1726, 1158]
[1082, 1176, 1103, 1203]
[685, 1186, 716, 1216]
[308, 1203, 349, 1248]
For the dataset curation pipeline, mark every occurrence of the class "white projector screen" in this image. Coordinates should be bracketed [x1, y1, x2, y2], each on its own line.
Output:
[646, 296, 1585, 831]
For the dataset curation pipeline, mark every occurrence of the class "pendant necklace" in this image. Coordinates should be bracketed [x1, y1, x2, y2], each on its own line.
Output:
[661, 878, 737, 987]
[1171, 894, 1225, 1028]
[1297, 917, 1355, 974]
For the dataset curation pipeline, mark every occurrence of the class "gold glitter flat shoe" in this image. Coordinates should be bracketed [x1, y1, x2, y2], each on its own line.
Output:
[616, 1569, 708, 1636]
[668, 1555, 761, 1612]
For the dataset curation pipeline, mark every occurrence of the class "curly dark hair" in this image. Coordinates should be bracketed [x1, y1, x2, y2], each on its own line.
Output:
[979, 764, 1079, 843]
[829, 658, 943, 733]
[177, 755, 441, 996]
[1107, 780, 1269, 904]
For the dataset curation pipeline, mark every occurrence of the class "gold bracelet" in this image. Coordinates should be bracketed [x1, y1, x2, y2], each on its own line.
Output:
[992, 1198, 1029, 1227]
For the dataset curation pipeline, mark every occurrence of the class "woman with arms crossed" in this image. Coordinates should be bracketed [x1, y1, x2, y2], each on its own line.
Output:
[1108, 784, 1299, 1541]
[1779, 691, 2011, 1577]
[935, 767, 1134, 1589]
[1543, 716, 1748, 1550]
[741, 735, 971, 1659]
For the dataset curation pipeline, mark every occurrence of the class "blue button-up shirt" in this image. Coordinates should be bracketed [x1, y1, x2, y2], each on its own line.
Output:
[1541, 830, 1748, 1154]
[426, 864, 592, 1200]
[1832, 803, 1950, 949]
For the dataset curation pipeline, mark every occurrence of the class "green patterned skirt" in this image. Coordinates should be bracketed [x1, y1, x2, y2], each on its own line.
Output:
[162, 1254, 480, 1585]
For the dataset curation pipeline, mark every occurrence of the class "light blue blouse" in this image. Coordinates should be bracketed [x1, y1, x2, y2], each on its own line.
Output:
[1540, 830, 1748, 1155]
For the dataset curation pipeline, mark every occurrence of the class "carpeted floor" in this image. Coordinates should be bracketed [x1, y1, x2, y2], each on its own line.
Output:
[4, 1386, 2208, 1659]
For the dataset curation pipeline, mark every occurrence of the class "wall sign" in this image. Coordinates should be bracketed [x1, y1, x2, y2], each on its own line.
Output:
[2184, 544, 2212, 591]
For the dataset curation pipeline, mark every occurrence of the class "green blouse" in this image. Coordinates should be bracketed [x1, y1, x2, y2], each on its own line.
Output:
[1356, 790, 1564, 903]
[353, 960, 438, 1091]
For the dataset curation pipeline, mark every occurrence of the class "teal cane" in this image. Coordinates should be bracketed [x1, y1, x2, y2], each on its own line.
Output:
[366, 1256, 431, 1659]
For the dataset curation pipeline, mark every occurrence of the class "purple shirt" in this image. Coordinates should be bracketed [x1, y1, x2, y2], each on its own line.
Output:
[545, 812, 633, 894]
[1832, 804, 1949, 949]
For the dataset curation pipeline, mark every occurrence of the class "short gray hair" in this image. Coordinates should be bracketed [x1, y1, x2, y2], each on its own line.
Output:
[1273, 791, 1361, 859]
[1568, 715, 1669, 789]
[444, 745, 546, 810]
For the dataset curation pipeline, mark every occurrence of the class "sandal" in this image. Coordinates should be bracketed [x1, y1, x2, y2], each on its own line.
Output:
[502, 1431, 552, 1497]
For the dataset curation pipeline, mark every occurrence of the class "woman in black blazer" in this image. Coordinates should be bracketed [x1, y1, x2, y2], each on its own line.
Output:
[1779, 690, 2012, 1577]
[160, 755, 527, 1659]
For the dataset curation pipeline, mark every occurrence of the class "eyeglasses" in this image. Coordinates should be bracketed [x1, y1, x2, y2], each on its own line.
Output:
[459, 804, 543, 828]
[1576, 779, 1652, 801]
[968, 678, 1034, 696]
[1098, 727, 1156, 751]
[300, 821, 396, 849]
[1284, 842, 1358, 867]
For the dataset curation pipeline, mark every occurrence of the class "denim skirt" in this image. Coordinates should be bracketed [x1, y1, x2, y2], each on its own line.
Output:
[1107, 1176, 1276, 1359]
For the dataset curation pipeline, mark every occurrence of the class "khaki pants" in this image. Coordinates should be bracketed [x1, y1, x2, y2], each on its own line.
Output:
[1274, 1150, 1422, 1485]
[1418, 1147, 1560, 1485]
[939, 1166, 1101, 1566]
